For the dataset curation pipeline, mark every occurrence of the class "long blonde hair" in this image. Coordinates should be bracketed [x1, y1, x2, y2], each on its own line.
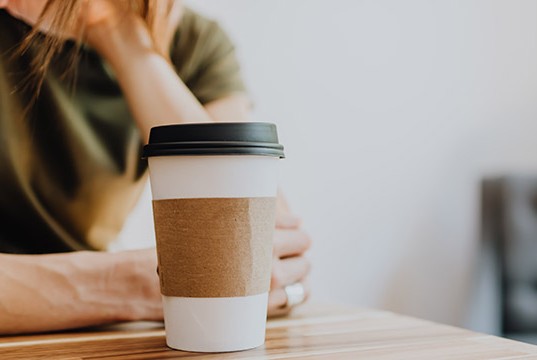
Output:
[18, 0, 171, 94]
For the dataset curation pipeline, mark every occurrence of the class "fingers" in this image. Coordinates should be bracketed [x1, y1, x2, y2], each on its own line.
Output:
[267, 287, 289, 318]
[271, 208, 312, 317]
[273, 228, 311, 258]
[271, 256, 310, 290]
[275, 213, 302, 229]
[276, 188, 291, 214]
[267, 280, 311, 318]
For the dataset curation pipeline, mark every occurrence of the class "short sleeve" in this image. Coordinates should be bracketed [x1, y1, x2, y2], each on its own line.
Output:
[170, 9, 247, 105]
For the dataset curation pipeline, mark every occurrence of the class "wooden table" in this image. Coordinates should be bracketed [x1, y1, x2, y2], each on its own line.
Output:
[2, 304, 537, 359]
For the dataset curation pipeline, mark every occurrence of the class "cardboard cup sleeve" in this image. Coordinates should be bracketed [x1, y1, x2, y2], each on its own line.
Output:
[152, 197, 276, 298]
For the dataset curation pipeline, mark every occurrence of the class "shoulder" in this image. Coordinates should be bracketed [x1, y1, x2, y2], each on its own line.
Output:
[179, 8, 232, 48]
[180, 7, 224, 38]
[170, 8, 246, 104]
[171, 8, 236, 79]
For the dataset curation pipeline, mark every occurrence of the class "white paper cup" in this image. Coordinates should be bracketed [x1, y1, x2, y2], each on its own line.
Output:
[143, 123, 284, 352]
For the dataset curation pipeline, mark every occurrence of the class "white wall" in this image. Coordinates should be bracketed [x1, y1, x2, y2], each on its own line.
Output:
[115, 0, 537, 333]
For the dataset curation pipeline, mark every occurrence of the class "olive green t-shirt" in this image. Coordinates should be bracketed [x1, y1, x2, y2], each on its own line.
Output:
[0, 9, 246, 254]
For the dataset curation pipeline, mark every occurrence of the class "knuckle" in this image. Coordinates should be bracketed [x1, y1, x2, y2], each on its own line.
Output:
[275, 214, 288, 228]
[272, 232, 283, 255]
[268, 288, 285, 309]
[275, 213, 301, 229]
[298, 231, 312, 252]
[271, 265, 285, 289]
[280, 307, 292, 316]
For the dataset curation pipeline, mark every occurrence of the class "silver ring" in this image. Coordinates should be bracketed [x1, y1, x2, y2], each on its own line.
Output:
[283, 283, 306, 309]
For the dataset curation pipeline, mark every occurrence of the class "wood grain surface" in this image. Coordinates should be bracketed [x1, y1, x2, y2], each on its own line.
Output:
[1, 304, 537, 359]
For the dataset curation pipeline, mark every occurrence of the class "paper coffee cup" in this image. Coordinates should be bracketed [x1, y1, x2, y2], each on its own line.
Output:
[143, 123, 284, 352]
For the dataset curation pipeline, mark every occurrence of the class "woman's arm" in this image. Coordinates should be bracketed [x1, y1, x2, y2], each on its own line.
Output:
[88, 15, 311, 315]
[88, 14, 216, 142]
[204, 94, 251, 123]
[0, 2, 310, 330]
[0, 250, 161, 334]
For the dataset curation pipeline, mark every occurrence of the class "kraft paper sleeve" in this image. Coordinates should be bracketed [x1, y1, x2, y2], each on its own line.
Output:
[152, 197, 276, 298]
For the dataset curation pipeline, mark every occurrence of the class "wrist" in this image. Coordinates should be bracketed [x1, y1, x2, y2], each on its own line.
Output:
[58, 251, 141, 323]
[68, 251, 134, 323]
[85, 14, 157, 68]
[111, 250, 161, 322]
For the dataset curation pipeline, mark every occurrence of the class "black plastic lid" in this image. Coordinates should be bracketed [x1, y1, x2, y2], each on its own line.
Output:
[143, 122, 285, 158]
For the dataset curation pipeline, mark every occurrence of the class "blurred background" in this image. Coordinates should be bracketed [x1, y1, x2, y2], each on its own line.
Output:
[113, 0, 537, 340]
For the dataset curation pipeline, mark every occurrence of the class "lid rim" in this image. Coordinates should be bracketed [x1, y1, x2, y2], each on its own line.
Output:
[143, 147, 285, 158]
[143, 122, 284, 158]
[144, 141, 284, 149]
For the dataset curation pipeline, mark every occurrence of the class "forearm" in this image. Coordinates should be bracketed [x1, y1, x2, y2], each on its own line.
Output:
[0, 250, 160, 334]
[88, 15, 212, 143]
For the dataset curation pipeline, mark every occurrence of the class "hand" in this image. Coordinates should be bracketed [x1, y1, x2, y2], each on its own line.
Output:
[267, 197, 312, 317]
[0, 0, 123, 37]
[0, 249, 163, 334]
[117, 249, 163, 322]
[0, 0, 182, 54]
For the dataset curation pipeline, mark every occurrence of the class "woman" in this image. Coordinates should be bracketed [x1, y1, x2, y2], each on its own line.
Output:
[0, 0, 311, 334]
